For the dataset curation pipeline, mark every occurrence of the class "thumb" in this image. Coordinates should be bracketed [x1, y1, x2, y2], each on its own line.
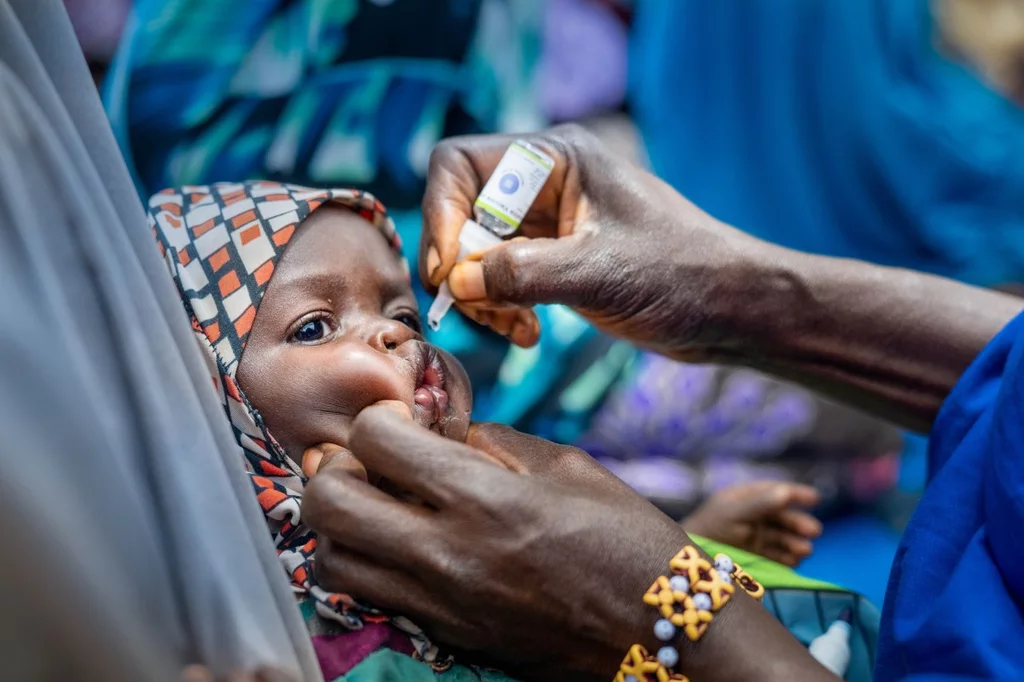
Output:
[448, 234, 590, 307]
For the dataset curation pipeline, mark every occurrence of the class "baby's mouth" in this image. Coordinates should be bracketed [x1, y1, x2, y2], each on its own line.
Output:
[412, 344, 450, 432]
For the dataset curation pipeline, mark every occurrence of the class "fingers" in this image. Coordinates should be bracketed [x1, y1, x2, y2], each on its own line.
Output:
[757, 525, 815, 567]
[301, 443, 367, 480]
[313, 542, 430, 615]
[447, 235, 589, 309]
[732, 481, 820, 516]
[347, 403, 507, 508]
[458, 303, 540, 347]
[302, 464, 432, 566]
[420, 129, 582, 292]
[420, 133, 522, 289]
[772, 508, 823, 540]
[772, 482, 821, 509]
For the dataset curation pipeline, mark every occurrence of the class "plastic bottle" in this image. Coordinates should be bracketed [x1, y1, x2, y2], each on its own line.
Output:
[808, 608, 853, 677]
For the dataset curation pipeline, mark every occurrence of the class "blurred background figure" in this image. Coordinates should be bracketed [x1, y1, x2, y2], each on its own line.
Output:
[85, 0, 1024, 603]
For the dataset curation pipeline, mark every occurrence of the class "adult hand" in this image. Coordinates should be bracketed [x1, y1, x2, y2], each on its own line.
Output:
[422, 126, 1024, 430]
[302, 406, 833, 682]
[420, 124, 763, 360]
[683, 482, 822, 567]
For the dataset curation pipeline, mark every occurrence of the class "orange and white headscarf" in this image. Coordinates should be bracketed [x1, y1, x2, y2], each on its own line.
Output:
[148, 181, 437, 659]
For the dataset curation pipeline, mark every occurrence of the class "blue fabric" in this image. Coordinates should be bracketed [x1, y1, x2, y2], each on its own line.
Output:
[630, 0, 1024, 286]
[103, 0, 494, 207]
[876, 311, 1024, 680]
[798, 516, 900, 610]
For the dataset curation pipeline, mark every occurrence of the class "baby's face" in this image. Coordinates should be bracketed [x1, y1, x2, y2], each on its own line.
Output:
[236, 206, 472, 464]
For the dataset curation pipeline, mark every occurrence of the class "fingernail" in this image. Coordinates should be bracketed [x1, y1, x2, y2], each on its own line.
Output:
[449, 261, 487, 300]
[510, 321, 536, 347]
[426, 246, 441, 283]
[302, 447, 324, 478]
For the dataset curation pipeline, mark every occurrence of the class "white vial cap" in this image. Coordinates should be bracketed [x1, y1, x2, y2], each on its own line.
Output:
[427, 281, 456, 331]
[426, 220, 503, 331]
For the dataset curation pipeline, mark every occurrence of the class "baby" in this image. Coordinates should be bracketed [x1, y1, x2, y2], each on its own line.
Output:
[149, 181, 819, 673]
[149, 182, 480, 667]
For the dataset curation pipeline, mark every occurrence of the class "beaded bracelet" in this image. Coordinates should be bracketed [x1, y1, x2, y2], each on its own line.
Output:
[614, 547, 764, 682]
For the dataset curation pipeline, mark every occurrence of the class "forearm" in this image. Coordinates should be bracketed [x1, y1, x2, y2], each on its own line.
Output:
[715, 243, 1023, 431]
[679, 591, 840, 682]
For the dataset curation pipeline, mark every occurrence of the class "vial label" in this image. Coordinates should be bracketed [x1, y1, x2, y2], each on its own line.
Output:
[473, 140, 554, 236]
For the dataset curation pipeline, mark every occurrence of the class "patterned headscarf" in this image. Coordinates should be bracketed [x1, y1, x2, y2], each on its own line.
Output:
[148, 181, 436, 658]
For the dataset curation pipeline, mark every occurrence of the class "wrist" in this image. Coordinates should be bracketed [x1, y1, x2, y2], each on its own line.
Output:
[567, 527, 692, 681]
[599, 542, 772, 682]
[599, 541, 833, 682]
[707, 239, 821, 368]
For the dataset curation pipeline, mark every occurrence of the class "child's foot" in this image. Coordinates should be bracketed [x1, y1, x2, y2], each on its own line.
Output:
[682, 481, 822, 567]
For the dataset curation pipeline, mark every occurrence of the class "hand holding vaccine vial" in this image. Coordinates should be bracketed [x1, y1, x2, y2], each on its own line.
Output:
[427, 140, 555, 331]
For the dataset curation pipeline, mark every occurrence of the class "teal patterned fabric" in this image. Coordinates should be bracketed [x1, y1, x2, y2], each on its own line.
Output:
[102, 0, 589, 432]
[103, 0, 544, 206]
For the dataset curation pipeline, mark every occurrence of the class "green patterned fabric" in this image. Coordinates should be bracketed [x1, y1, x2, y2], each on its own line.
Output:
[695, 536, 880, 682]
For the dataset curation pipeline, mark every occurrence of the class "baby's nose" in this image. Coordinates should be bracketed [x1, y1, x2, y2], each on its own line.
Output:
[367, 318, 417, 353]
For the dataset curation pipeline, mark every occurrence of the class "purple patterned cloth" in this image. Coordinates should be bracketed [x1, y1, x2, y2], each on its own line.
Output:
[63, 0, 129, 63]
[538, 0, 629, 122]
[578, 354, 902, 515]
[311, 623, 415, 681]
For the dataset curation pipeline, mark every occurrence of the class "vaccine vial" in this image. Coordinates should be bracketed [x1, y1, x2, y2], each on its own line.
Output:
[473, 139, 555, 236]
[427, 140, 554, 331]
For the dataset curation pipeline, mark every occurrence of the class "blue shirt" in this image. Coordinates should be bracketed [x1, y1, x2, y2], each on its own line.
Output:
[879, 311, 1024, 679]
[630, 0, 1024, 287]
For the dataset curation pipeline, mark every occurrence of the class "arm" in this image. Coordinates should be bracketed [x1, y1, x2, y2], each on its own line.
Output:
[421, 126, 1021, 431]
[304, 409, 839, 682]
[713, 245, 1023, 431]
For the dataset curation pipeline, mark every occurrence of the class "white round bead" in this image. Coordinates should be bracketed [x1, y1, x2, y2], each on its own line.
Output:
[624, 676, 638, 682]
[714, 554, 735, 574]
[719, 571, 733, 585]
[654, 618, 676, 641]
[693, 592, 713, 611]
[669, 575, 690, 594]
[657, 646, 680, 668]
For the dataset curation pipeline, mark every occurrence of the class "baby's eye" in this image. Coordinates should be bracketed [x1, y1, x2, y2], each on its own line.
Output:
[394, 312, 422, 334]
[292, 318, 330, 344]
